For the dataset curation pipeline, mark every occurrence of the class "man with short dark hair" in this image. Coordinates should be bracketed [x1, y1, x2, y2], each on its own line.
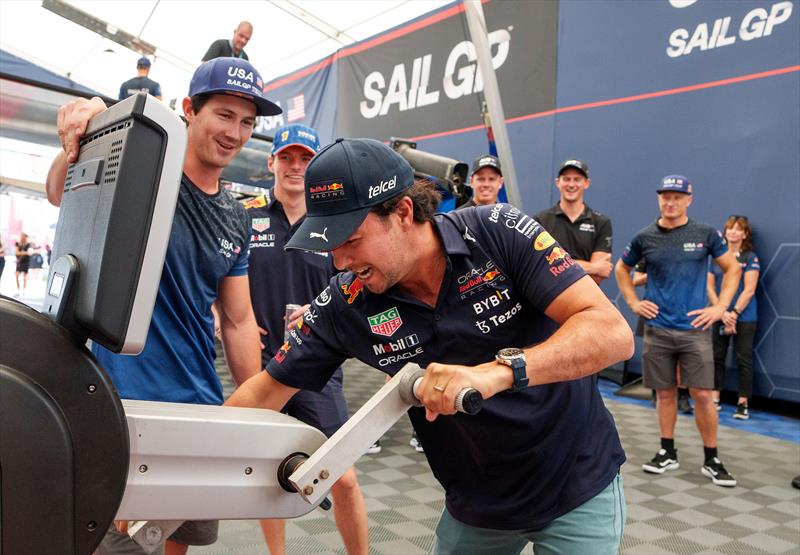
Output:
[202, 21, 253, 61]
[119, 57, 162, 100]
[615, 175, 741, 487]
[244, 124, 368, 554]
[535, 159, 613, 284]
[47, 57, 282, 554]
[227, 138, 634, 554]
[462, 154, 504, 207]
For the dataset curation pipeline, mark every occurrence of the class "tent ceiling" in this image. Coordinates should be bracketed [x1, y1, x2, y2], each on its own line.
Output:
[0, 0, 451, 104]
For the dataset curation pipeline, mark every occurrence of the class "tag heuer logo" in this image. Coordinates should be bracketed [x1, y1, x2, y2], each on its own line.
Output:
[368, 307, 403, 337]
[252, 218, 270, 232]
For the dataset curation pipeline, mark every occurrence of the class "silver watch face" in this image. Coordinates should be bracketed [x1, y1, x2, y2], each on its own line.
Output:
[497, 347, 525, 360]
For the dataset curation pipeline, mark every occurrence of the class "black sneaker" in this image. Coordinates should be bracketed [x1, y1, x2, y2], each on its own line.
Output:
[733, 403, 750, 420]
[642, 449, 679, 474]
[702, 457, 737, 487]
[678, 393, 693, 414]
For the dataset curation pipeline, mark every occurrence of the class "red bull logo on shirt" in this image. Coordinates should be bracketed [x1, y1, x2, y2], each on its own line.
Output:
[368, 307, 403, 337]
[342, 278, 365, 304]
[545, 246, 567, 265]
[274, 340, 292, 363]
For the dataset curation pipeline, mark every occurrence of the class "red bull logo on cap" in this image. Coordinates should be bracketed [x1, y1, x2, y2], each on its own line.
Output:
[342, 277, 365, 304]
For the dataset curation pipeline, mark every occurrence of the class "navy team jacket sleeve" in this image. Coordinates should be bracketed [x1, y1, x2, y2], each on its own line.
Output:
[265, 277, 350, 391]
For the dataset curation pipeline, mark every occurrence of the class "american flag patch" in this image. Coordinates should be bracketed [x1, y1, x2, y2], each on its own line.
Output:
[287, 94, 305, 122]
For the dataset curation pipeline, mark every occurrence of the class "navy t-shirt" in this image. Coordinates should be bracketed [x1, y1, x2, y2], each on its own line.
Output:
[118, 76, 162, 99]
[267, 203, 626, 530]
[243, 190, 335, 364]
[710, 251, 759, 322]
[622, 219, 726, 330]
[94, 175, 250, 405]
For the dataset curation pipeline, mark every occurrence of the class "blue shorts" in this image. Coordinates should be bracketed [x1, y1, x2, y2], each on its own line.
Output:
[283, 367, 348, 437]
[434, 473, 626, 555]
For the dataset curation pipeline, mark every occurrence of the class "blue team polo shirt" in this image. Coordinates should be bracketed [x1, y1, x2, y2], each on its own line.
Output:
[243, 189, 336, 364]
[710, 251, 760, 322]
[94, 175, 250, 405]
[622, 219, 726, 330]
[267, 203, 626, 530]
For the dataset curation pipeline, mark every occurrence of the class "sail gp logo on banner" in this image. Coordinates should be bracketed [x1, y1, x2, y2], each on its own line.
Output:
[666, 0, 794, 58]
[359, 28, 513, 119]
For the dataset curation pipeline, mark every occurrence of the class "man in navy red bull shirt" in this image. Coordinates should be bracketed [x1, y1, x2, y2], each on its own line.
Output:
[244, 124, 368, 554]
[228, 138, 634, 554]
[615, 175, 741, 488]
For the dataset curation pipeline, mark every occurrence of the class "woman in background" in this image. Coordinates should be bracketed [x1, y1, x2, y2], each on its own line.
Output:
[708, 215, 759, 420]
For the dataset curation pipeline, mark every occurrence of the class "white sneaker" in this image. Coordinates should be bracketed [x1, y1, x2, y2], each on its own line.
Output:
[409, 433, 424, 453]
[366, 441, 381, 454]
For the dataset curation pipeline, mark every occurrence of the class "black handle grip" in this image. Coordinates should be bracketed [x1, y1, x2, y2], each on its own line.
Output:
[455, 388, 482, 415]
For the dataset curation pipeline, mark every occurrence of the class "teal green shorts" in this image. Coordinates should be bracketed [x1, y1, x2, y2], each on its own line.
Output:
[434, 473, 626, 555]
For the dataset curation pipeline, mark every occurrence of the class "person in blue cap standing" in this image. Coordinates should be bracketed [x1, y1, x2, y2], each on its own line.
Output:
[119, 56, 162, 100]
[47, 57, 281, 554]
[244, 124, 369, 554]
[615, 175, 741, 488]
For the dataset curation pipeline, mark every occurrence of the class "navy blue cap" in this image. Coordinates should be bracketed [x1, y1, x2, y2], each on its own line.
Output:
[271, 124, 320, 156]
[188, 57, 281, 117]
[657, 174, 693, 194]
[286, 138, 414, 252]
[471, 154, 502, 176]
[137, 56, 151, 68]
[558, 158, 589, 178]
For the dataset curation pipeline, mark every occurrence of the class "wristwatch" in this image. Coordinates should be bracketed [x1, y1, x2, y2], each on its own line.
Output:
[496, 347, 529, 392]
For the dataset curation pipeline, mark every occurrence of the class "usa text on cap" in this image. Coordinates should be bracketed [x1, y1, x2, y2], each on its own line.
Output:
[188, 57, 282, 117]
[285, 138, 414, 252]
[657, 174, 693, 194]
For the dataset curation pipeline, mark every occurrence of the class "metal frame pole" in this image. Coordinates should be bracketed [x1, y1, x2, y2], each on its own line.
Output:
[463, 0, 522, 207]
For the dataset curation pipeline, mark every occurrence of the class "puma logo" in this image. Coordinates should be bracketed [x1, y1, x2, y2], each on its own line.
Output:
[310, 227, 328, 242]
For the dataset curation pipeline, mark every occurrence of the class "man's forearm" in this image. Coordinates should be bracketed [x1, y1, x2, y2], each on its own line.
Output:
[716, 266, 741, 310]
[526, 304, 633, 386]
[225, 371, 298, 411]
[220, 323, 262, 386]
[46, 151, 68, 207]
[614, 263, 639, 308]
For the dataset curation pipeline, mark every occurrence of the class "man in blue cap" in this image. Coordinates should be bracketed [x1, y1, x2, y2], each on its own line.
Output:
[244, 124, 368, 554]
[227, 138, 634, 554]
[119, 56, 162, 100]
[47, 57, 282, 554]
[615, 175, 741, 487]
